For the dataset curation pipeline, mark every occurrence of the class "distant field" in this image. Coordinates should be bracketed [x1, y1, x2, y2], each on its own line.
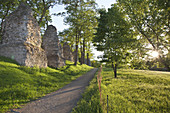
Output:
[101, 68, 170, 113]
[0, 56, 93, 113]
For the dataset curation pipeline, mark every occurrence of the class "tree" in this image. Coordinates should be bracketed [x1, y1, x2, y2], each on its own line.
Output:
[117, 0, 170, 70]
[0, 0, 64, 37]
[60, 0, 97, 65]
[0, 0, 18, 39]
[93, 4, 135, 78]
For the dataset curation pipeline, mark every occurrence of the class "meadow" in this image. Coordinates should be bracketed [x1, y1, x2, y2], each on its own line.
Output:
[101, 68, 170, 113]
[73, 68, 170, 113]
[0, 56, 93, 112]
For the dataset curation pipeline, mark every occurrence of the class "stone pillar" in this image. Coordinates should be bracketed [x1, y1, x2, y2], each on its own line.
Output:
[42, 25, 65, 68]
[63, 42, 74, 62]
[0, 3, 47, 67]
[72, 50, 78, 63]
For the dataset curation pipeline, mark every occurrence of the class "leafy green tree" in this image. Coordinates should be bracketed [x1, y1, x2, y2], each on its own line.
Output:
[93, 4, 135, 78]
[0, 0, 63, 36]
[117, 0, 170, 70]
[60, 0, 97, 65]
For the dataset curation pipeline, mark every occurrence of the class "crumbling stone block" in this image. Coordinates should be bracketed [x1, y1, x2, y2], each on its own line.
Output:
[63, 42, 74, 62]
[0, 3, 47, 67]
[42, 25, 65, 68]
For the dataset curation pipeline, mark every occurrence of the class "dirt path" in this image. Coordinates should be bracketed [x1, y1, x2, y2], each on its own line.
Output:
[9, 68, 98, 113]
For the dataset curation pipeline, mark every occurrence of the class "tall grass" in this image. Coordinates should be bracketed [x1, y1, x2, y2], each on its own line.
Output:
[0, 56, 93, 112]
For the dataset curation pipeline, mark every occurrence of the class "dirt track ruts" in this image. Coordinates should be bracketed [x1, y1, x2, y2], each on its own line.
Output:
[9, 68, 98, 113]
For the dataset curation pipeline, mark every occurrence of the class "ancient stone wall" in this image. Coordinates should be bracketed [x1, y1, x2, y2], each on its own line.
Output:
[63, 42, 74, 62]
[0, 3, 47, 67]
[42, 25, 65, 68]
[58, 44, 66, 67]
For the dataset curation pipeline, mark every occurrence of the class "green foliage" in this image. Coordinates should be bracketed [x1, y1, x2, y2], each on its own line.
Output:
[117, 0, 170, 70]
[93, 4, 136, 77]
[91, 60, 101, 68]
[0, 0, 61, 33]
[0, 56, 93, 112]
[130, 58, 149, 70]
[93, 4, 135, 66]
[101, 68, 170, 113]
[60, 0, 98, 65]
[72, 70, 103, 113]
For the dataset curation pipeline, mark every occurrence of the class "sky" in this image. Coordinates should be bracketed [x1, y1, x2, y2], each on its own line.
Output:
[49, 0, 117, 60]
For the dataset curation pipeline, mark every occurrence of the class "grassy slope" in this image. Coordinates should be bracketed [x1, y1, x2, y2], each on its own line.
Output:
[0, 56, 93, 112]
[101, 68, 170, 113]
[72, 68, 170, 113]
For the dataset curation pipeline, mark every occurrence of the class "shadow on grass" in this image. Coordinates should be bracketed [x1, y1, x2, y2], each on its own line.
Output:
[0, 56, 18, 65]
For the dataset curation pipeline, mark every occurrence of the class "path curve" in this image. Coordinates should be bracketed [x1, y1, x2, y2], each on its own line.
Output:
[10, 68, 98, 113]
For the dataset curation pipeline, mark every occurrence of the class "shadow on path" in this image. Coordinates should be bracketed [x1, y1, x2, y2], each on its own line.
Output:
[8, 68, 98, 113]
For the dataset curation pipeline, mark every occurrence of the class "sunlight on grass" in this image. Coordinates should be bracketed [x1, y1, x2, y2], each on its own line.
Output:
[58, 67, 170, 113]
[101, 68, 170, 113]
[0, 56, 93, 112]
[72, 69, 102, 113]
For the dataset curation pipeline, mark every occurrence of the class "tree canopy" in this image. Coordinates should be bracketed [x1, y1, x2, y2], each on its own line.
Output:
[60, 0, 98, 65]
[0, 0, 64, 36]
[93, 4, 136, 77]
[117, 0, 170, 70]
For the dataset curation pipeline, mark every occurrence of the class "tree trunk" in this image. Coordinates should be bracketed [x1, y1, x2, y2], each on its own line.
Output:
[112, 62, 117, 78]
[74, 43, 78, 66]
[114, 63, 117, 78]
[80, 45, 83, 65]
[87, 53, 89, 66]
[38, 7, 48, 25]
[38, 0, 51, 25]
[82, 38, 85, 64]
[74, 33, 78, 65]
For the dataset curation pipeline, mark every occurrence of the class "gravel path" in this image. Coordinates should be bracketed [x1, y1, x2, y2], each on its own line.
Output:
[10, 68, 98, 113]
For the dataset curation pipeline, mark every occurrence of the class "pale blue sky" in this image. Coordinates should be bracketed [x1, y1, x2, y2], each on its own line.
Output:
[49, 0, 116, 32]
[49, 0, 116, 60]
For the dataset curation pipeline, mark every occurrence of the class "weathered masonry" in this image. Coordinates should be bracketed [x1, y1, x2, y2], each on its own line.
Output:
[0, 3, 47, 67]
[42, 25, 65, 68]
[63, 42, 74, 62]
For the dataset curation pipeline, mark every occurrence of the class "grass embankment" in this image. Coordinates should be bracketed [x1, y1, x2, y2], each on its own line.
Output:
[0, 56, 93, 112]
[73, 68, 170, 113]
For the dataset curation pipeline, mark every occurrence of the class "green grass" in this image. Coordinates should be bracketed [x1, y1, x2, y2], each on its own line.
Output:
[72, 69, 103, 113]
[72, 68, 170, 113]
[101, 68, 170, 113]
[0, 56, 93, 113]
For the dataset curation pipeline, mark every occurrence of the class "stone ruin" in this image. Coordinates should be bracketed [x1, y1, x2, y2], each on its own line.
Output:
[0, 3, 66, 68]
[42, 25, 65, 68]
[0, 2, 91, 68]
[63, 42, 74, 62]
[0, 3, 47, 67]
